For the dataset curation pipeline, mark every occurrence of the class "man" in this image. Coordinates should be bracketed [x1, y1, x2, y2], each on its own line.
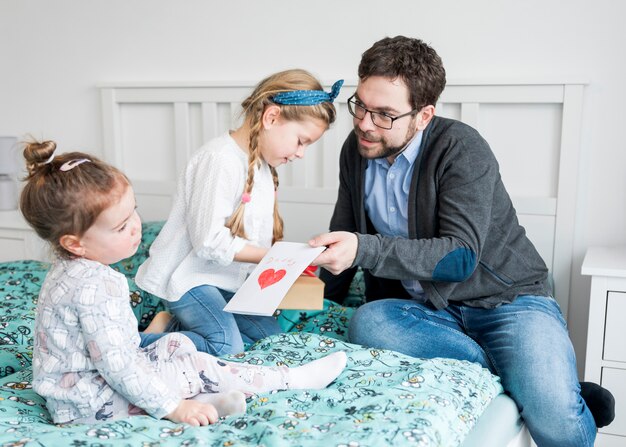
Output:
[310, 36, 614, 446]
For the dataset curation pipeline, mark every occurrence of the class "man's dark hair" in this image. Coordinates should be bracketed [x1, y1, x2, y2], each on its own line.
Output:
[358, 36, 446, 110]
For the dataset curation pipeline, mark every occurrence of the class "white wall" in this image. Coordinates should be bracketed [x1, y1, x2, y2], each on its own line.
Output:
[1, 0, 625, 376]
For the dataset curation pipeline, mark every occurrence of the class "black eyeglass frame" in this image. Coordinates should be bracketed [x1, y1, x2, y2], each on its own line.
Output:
[347, 94, 423, 130]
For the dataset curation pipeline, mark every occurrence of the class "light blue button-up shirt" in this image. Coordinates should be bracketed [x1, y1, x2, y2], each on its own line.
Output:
[364, 131, 426, 300]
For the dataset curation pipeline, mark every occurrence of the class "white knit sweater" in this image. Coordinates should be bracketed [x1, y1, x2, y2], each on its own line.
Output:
[136, 133, 275, 301]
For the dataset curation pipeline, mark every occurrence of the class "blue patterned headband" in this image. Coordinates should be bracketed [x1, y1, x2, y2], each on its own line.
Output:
[272, 80, 344, 106]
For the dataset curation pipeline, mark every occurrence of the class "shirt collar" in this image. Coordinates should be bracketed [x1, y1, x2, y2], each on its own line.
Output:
[399, 130, 423, 165]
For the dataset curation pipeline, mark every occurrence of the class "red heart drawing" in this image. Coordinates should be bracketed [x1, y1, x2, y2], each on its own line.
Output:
[258, 268, 287, 290]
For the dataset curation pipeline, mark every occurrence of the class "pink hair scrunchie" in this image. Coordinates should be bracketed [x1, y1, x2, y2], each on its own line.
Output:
[241, 192, 251, 204]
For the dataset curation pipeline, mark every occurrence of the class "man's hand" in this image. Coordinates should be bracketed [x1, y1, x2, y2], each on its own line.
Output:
[309, 231, 358, 275]
[166, 399, 219, 426]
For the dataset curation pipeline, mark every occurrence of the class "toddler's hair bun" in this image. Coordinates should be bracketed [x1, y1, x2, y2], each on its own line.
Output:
[23, 140, 56, 177]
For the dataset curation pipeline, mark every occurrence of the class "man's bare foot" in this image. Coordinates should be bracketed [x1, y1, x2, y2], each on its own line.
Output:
[144, 311, 172, 333]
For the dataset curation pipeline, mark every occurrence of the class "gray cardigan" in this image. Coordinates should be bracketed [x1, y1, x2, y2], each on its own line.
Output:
[320, 115, 551, 309]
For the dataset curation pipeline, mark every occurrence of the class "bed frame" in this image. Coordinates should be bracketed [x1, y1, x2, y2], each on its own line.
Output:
[99, 80, 584, 319]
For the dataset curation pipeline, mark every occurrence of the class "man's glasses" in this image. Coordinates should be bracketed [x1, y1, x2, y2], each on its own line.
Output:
[347, 94, 422, 130]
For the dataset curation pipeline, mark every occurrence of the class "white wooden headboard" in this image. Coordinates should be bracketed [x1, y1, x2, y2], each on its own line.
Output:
[100, 80, 584, 317]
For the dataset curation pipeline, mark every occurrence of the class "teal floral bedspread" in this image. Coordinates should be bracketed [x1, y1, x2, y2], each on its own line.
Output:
[0, 222, 503, 446]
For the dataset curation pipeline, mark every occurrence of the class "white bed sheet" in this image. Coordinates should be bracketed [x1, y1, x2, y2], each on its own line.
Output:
[461, 394, 531, 447]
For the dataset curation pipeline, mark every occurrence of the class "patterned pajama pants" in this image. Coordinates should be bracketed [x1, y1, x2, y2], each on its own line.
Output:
[71, 333, 289, 423]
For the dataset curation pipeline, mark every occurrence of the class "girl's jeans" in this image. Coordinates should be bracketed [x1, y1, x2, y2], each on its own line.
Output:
[348, 295, 596, 447]
[141, 284, 282, 356]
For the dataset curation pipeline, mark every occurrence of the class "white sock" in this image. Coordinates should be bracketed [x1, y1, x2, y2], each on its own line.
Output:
[288, 351, 347, 390]
[191, 390, 247, 418]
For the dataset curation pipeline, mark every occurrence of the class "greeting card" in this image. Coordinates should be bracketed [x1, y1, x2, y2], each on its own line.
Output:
[223, 242, 326, 316]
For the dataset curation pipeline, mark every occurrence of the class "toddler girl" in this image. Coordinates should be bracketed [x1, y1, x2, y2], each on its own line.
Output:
[21, 141, 347, 425]
[136, 69, 343, 355]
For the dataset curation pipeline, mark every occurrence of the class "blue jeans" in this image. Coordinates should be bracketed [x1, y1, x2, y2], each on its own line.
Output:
[159, 284, 282, 356]
[348, 295, 596, 447]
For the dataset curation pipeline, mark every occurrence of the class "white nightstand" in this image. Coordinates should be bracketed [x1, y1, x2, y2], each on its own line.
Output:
[0, 209, 49, 262]
[582, 246, 626, 445]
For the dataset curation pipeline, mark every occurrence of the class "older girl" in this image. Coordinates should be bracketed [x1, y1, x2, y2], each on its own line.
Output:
[136, 69, 342, 355]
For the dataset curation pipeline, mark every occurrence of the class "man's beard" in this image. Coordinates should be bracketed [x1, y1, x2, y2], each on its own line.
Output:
[355, 125, 418, 160]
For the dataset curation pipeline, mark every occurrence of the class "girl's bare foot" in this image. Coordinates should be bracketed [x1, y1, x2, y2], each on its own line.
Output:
[144, 311, 172, 333]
